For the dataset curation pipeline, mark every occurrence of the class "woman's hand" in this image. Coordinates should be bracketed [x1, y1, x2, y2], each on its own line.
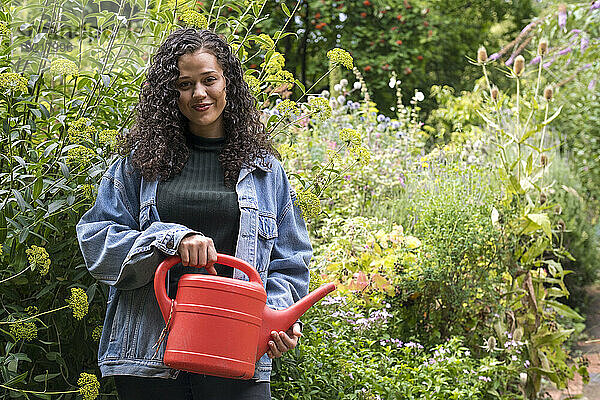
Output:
[177, 234, 218, 275]
[267, 322, 302, 359]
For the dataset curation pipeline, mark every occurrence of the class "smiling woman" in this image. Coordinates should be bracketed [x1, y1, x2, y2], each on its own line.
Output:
[76, 28, 312, 400]
[176, 51, 227, 138]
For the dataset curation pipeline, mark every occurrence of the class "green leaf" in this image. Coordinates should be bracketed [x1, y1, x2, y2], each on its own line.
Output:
[281, 2, 291, 17]
[546, 300, 584, 321]
[526, 213, 552, 240]
[532, 328, 574, 347]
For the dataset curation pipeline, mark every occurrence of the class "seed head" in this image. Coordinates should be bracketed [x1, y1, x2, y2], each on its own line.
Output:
[557, 219, 566, 232]
[477, 46, 488, 63]
[514, 55, 525, 76]
[491, 86, 499, 101]
[538, 39, 548, 56]
[554, 204, 562, 215]
[339, 128, 362, 146]
[539, 192, 547, 205]
[78, 373, 100, 400]
[0, 72, 28, 94]
[26, 245, 51, 276]
[294, 189, 321, 219]
[308, 96, 333, 121]
[178, 9, 208, 29]
[543, 86, 553, 101]
[327, 48, 354, 70]
[67, 287, 89, 320]
[540, 154, 549, 167]
[50, 59, 79, 76]
[10, 322, 37, 341]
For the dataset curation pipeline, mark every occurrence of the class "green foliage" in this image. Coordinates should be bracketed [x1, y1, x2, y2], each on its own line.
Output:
[256, 0, 534, 114]
[272, 292, 520, 400]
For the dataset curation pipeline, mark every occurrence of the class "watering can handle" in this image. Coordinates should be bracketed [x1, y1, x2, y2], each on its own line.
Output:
[153, 254, 263, 324]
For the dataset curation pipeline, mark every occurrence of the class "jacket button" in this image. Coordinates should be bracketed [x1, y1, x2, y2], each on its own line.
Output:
[167, 237, 174, 249]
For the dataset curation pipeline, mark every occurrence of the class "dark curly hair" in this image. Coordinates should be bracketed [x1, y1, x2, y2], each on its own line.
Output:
[122, 28, 275, 185]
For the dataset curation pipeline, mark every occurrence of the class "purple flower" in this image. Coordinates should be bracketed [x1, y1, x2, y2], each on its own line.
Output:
[557, 46, 572, 55]
[589, 79, 597, 92]
[558, 9, 567, 29]
[592, 1, 600, 10]
[569, 29, 582, 35]
[489, 52, 501, 61]
[529, 55, 541, 65]
[505, 56, 515, 66]
[581, 36, 589, 53]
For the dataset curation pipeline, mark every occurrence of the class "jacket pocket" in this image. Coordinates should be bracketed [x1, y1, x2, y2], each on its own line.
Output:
[256, 212, 278, 273]
[257, 211, 278, 240]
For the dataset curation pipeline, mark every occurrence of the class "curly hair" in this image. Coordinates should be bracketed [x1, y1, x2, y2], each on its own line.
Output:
[122, 28, 275, 185]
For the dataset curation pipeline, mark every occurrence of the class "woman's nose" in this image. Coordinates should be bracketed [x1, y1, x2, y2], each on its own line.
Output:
[192, 83, 207, 98]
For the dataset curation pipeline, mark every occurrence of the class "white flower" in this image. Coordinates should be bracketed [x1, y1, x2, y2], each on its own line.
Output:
[414, 90, 425, 102]
[389, 76, 397, 88]
[353, 81, 361, 90]
[321, 90, 330, 98]
[340, 78, 348, 87]
[334, 84, 342, 92]
[337, 95, 346, 105]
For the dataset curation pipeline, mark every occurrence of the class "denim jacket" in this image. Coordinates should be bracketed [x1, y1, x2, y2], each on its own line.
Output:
[76, 154, 311, 381]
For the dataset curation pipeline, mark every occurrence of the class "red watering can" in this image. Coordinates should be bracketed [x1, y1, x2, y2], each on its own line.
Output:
[154, 254, 336, 379]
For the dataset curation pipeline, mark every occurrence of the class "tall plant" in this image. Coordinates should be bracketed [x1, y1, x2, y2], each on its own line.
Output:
[476, 42, 588, 398]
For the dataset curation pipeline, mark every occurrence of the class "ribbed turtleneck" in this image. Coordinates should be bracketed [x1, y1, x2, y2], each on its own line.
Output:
[157, 134, 240, 295]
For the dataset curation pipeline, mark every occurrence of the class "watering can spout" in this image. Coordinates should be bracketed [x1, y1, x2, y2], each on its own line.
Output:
[256, 282, 336, 361]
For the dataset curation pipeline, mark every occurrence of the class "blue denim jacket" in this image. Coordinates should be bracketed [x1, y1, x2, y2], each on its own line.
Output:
[75, 155, 311, 381]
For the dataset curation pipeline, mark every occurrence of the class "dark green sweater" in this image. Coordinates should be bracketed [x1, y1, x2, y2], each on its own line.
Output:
[157, 135, 240, 295]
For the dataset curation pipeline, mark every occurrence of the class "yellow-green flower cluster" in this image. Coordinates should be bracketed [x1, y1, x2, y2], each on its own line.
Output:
[262, 52, 285, 75]
[308, 96, 332, 121]
[179, 9, 208, 29]
[327, 48, 353, 70]
[0, 22, 10, 38]
[275, 99, 299, 118]
[67, 287, 89, 320]
[0, 243, 3, 256]
[68, 117, 95, 144]
[10, 322, 37, 341]
[81, 184, 96, 201]
[26, 245, 51, 276]
[295, 189, 321, 220]
[0, 72, 28, 94]
[349, 145, 371, 166]
[98, 129, 117, 149]
[49, 59, 79, 76]
[67, 146, 96, 168]
[244, 74, 261, 95]
[257, 33, 274, 51]
[339, 128, 362, 146]
[91, 325, 103, 342]
[78, 373, 100, 400]
[277, 143, 297, 159]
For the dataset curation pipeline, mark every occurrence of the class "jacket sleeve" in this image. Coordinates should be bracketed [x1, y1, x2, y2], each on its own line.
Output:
[76, 158, 200, 290]
[265, 164, 312, 311]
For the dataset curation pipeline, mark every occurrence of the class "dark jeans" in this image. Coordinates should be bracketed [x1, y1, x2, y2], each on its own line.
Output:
[114, 372, 271, 400]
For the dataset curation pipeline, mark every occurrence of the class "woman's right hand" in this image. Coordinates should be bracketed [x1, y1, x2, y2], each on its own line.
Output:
[177, 234, 218, 275]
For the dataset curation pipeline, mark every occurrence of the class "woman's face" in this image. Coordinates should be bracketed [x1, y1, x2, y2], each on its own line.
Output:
[176, 50, 227, 138]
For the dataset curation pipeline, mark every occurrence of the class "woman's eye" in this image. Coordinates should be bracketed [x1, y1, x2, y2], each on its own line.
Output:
[179, 82, 191, 88]
[205, 76, 217, 84]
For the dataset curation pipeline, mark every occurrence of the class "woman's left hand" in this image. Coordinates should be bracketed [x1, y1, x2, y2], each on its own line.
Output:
[266, 322, 302, 359]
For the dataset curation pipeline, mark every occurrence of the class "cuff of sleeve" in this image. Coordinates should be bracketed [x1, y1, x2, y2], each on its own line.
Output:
[154, 228, 203, 255]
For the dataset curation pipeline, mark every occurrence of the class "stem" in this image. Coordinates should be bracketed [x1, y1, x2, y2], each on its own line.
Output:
[0, 268, 29, 285]
[0, 384, 79, 396]
[516, 77, 521, 182]
[521, 56, 544, 138]
[0, 305, 69, 325]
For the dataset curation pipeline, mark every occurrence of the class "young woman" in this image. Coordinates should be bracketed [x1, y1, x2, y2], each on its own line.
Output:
[76, 28, 311, 400]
